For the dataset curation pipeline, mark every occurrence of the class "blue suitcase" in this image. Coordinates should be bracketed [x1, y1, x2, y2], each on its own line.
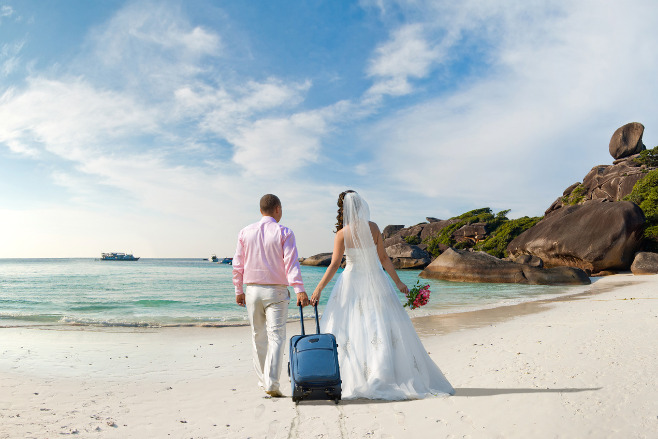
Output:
[288, 305, 341, 404]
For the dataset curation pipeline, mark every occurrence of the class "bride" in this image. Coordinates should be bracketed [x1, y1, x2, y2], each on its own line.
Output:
[310, 190, 454, 400]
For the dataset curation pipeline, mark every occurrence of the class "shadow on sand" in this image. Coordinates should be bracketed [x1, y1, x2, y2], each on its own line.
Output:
[291, 387, 602, 404]
[454, 387, 602, 397]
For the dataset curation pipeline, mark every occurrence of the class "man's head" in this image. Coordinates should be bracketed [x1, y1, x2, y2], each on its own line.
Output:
[260, 194, 282, 222]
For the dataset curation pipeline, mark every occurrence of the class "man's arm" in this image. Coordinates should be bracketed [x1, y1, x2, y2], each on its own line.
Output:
[282, 229, 309, 306]
[232, 231, 246, 307]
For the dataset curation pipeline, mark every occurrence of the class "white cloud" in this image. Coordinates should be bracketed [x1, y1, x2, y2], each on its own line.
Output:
[366, 24, 438, 97]
[362, 0, 658, 217]
[0, 5, 13, 18]
[93, 2, 220, 60]
[1, 41, 23, 75]
[85, 0, 221, 96]
[229, 111, 327, 176]
[0, 77, 158, 161]
[189, 78, 312, 137]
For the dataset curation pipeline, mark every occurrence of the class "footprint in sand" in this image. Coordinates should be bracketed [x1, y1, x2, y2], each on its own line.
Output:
[255, 404, 265, 419]
[395, 411, 406, 425]
[266, 419, 279, 438]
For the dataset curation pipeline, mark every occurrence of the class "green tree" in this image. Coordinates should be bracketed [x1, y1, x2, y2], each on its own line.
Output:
[633, 145, 658, 167]
[625, 168, 658, 251]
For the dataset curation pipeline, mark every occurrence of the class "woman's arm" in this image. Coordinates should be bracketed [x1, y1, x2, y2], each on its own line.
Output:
[310, 230, 346, 305]
[372, 222, 409, 295]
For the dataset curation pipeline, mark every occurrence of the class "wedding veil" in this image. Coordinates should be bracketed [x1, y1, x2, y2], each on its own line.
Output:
[342, 192, 391, 292]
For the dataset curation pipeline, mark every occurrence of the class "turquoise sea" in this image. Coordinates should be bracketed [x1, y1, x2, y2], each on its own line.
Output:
[0, 258, 589, 328]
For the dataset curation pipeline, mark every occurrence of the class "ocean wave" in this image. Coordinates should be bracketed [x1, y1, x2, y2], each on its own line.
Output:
[56, 315, 250, 328]
[69, 304, 130, 311]
[133, 299, 182, 307]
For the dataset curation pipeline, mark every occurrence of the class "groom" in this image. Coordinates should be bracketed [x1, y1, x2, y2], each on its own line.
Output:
[232, 194, 309, 397]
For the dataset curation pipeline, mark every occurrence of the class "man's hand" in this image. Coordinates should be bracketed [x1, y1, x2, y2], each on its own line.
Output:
[236, 293, 246, 307]
[296, 291, 310, 307]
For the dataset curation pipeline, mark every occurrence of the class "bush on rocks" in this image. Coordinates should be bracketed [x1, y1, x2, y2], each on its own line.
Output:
[625, 168, 658, 251]
[633, 145, 658, 167]
[475, 216, 542, 258]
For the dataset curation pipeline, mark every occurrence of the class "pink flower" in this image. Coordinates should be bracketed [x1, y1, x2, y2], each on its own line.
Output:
[404, 282, 432, 310]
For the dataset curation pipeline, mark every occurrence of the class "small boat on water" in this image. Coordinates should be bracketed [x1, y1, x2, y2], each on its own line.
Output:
[220, 257, 233, 265]
[204, 254, 219, 262]
[101, 252, 140, 261]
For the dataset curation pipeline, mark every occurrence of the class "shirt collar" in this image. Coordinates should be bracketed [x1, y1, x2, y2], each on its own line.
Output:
[260, 216, 278, 224]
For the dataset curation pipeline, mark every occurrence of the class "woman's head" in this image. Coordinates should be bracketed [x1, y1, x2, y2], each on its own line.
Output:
[335, 190, 356, 232]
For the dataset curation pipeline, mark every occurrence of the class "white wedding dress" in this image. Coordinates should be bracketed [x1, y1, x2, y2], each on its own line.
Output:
[320, 193, 454, 400]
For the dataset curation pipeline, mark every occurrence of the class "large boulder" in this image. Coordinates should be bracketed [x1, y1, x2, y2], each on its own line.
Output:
[385, 243, 431, 269]
[419, 248, 590, 285]
[513, 254, 544, 268]
[630, 252, 658, 275]
[509, 200, 645, 272]
[382, 225, 405, 239]
[300, 253, 333, 266]
[609, 122, 645, 160]
[384, 223, 425, 247]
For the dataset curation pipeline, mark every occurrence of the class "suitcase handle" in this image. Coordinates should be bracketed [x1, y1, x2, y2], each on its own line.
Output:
[298, 304, 321, 335]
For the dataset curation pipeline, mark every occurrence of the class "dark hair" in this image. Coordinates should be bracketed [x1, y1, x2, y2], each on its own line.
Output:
[335, 190, 356, 233]
[260, 194, 281, 215]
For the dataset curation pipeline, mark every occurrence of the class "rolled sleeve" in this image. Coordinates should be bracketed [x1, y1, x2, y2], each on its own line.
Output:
[232, 231, 245, 295]
[282, 229, 305, 294]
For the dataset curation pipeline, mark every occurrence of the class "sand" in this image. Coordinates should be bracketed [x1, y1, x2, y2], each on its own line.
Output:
[1, 274, 657, 438]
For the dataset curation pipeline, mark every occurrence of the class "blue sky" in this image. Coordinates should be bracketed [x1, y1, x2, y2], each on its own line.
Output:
[1, 0, 657, 258]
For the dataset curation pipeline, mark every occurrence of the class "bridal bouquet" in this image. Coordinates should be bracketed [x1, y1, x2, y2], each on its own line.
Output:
[403, 281, 431, 310]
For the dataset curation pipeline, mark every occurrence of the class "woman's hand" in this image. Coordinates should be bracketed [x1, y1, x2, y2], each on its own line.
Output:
[310, 289, 322, 306]
[396, 281, 409, 295]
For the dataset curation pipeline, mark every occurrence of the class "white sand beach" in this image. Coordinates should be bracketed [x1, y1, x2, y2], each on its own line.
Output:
[1, 274, 657, 438]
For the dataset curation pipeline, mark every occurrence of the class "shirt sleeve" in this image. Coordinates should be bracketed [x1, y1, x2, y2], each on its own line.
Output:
[282, 229, 305, 294]
[232, 230, 245, 295]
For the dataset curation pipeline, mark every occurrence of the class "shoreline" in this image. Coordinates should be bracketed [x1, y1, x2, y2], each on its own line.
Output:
[1, 273, 656, 438]
[0, 278, 596, 331]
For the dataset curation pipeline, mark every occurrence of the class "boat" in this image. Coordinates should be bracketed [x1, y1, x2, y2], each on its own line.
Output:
[220, 257, 233, 265]
[205, 254, 219, 262]
[101, 252, 140, 261]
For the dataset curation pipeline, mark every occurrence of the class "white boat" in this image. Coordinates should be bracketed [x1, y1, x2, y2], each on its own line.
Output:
[101, 252, 140, 261]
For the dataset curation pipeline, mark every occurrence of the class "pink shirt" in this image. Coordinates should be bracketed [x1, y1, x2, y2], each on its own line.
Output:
[232, 216, 305, 295]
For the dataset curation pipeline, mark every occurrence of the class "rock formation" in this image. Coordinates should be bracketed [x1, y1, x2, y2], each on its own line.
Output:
[512, 254, 544, 268]
[380, 219, 461, 268]
[508, 200, 645, 273]
[609, 122, 645, 160]
[630, 252, 658, 275]
[419, 248, 590, 285]
[385, 243, 431, 269]
[546, 122, 655, 216]
[452, 223, 488, 244]
[419, 219, 461, 241]
[300, 253, 333, 266]
[382, 225, 404, 239]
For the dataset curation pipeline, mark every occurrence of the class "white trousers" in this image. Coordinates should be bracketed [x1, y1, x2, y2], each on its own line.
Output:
[245, 284, 290, 392]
